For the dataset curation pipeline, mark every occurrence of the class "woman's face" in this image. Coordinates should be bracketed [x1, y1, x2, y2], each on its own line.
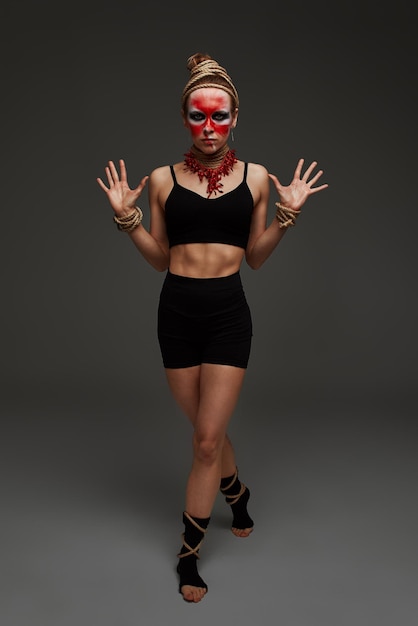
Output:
[183, 87, 237, 153]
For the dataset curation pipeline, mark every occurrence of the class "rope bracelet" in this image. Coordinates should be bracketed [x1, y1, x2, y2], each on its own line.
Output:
[113, 206, 143, 232]
[275, 202, 301, 229]
[113, 202, 297, 233]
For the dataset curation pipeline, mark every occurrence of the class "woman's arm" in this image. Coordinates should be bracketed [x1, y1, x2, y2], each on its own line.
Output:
[245, 163, 286, 270]
[245, 159, 328, 270]
[97, 159, 170, 272]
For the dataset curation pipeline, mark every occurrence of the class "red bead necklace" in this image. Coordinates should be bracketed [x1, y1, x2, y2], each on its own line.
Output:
[183, 145, 237, 197]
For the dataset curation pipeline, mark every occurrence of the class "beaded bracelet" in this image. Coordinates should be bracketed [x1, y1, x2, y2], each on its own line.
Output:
[113, 206, 143, 232]
[275, 202, 301, 229]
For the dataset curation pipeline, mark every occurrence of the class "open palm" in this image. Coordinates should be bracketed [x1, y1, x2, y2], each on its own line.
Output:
[268, 158, 328, 211]
[97, 159, 149, 216]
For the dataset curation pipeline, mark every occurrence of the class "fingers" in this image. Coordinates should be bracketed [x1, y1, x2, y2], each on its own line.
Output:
[119, 158, 128, 182]
[108, 160, 120, 184]
[98, 161, 117, 189]
[97, 159, 149, 207]
[309, 183, 329, 194]
[268, 173, 282, 191]
[307, 169, 324, 186]
[293, 158, 305, 179]
[301, 160, 317, 182]
[299, 160, 328, 192]
[102, 159, 125, 187]
[134, 175, 149, 195]
[96, 177, 108, 192]
[304, 164, 328, 193]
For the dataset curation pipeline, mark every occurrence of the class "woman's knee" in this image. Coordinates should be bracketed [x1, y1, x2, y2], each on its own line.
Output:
[193, 433, 224, 465]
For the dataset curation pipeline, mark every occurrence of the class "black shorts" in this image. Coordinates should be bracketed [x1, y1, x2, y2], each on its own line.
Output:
[157, 271, 253, 369]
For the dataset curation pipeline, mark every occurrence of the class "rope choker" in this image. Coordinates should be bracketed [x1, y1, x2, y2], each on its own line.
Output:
[183, 145, 237, 197]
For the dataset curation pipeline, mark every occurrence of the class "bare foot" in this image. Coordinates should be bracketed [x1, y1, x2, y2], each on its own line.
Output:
[232, 526, 253, 538]
[180, 584, 207, 603]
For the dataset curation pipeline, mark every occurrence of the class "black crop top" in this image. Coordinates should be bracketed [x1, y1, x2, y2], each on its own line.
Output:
[164, 163, 254, 249]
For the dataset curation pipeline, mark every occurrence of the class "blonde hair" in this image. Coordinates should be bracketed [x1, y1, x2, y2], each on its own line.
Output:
[181, 53, 239, 112]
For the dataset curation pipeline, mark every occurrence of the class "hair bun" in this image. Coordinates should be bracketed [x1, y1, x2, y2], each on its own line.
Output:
[182, 52, 239, 110]
[186, 52, 213, 72]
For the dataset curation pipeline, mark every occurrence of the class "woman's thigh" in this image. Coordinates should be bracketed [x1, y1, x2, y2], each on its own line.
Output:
[165, 365, 201, 423]
[165, 363, 246, 437]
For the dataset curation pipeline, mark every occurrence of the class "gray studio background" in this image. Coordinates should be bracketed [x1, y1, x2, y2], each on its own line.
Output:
[1, 2, 417, 625]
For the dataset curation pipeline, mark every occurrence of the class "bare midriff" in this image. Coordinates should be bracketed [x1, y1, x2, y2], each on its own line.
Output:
[169, 243, 245, 278]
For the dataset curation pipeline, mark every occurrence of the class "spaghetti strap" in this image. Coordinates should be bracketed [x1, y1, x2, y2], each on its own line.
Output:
[243, 162, 248, 182]
[170, 165, 177, 184]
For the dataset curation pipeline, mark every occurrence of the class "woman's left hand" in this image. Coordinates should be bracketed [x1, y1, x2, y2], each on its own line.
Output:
[268, 159, 328, 211]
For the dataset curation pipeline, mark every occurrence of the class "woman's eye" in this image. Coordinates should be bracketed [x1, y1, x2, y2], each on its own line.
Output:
[212, 112, 230, 122]
[189, 112, 205, 122]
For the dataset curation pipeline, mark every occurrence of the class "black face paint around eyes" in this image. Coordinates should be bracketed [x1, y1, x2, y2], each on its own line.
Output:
[189, 112, 206, 122]
[211, 112, 230, 122]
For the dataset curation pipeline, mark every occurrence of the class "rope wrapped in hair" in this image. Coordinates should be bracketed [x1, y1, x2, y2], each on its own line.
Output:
[181, 53, 239, 110]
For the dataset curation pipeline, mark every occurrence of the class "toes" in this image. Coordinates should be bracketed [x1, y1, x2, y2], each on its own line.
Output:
[181, 585, 207, 603]
[231, 526, 253, 538]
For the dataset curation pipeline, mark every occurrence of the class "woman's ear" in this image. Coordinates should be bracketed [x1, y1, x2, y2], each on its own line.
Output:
[232, 108, 239, 128]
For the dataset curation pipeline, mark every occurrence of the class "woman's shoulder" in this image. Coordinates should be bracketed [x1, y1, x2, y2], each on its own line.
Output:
[149, 164, 171, 181]
[148, 165, 175, 194]
[246, 161, 269, 187]
[149, 160, 187, 182]
[246, 161, 268, 175]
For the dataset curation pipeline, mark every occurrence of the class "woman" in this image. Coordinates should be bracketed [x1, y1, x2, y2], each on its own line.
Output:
[97, 52, 328, 603]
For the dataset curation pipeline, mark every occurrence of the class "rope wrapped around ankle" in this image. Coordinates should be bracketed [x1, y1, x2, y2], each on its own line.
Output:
[220, 468, 254, 532]
[177, 511, 208, 559]
[177, 511, 210, 596]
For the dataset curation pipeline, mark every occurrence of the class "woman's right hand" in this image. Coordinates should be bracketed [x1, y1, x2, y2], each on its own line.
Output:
[97, 159, 149, 217]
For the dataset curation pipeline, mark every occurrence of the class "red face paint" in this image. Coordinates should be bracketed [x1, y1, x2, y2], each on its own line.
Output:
[187, 90, 233, 139]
